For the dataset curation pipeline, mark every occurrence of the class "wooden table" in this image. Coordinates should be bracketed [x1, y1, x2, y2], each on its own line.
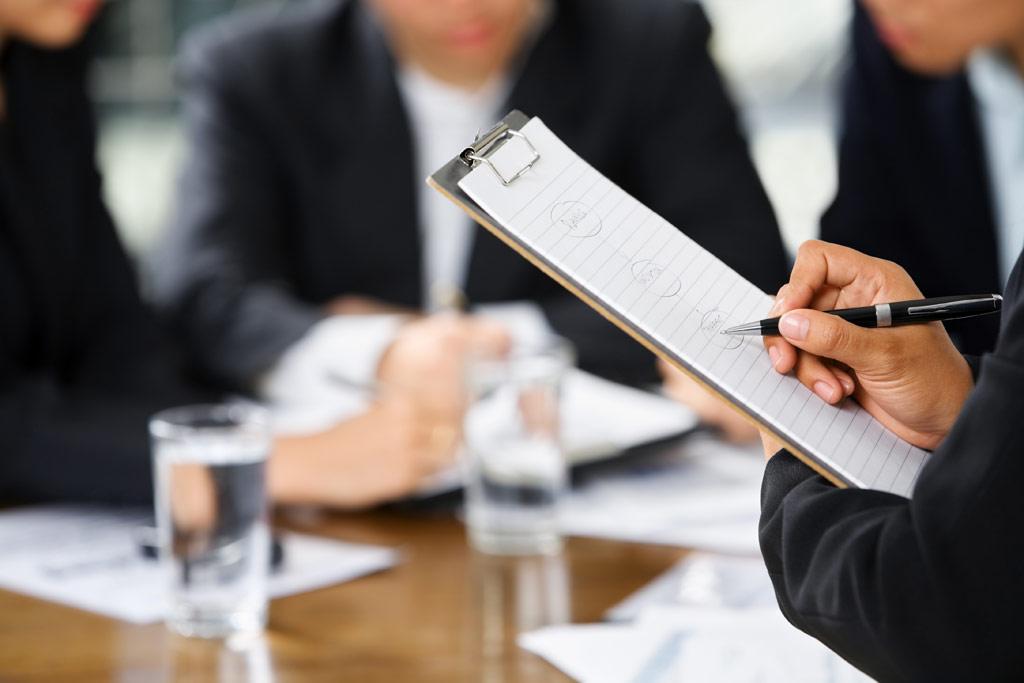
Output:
[0, 502, 689, 682]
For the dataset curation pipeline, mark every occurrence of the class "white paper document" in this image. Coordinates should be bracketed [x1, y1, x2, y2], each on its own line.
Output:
[559, 436, 765, 555]
[607, 552, 778, 622]
[0, 505, 398, 623]
[453, 118, 927, 497]
[520, 608, 873, 683]
[560, 371, 698, 463]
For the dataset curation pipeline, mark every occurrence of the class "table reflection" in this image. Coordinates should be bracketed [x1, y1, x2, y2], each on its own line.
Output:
[469, 551, 571, 683]
[116, 626, 274, 683]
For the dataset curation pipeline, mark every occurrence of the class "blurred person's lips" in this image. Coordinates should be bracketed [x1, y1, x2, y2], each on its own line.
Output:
[446, 21, 497, 48]
[69, 0, 102, 22]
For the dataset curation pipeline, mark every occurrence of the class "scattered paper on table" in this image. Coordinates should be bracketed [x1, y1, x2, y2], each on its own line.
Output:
[559, 435, 765, 555]
[607, 552, 777, 622]
[0, 505, 398, 623]
[640, 607, 874, 683]
[520, 608, 873, 683]
[520, 623, 674, 683]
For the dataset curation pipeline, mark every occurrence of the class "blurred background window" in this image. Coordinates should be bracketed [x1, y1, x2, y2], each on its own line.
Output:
[91, 0, 849, 267]
[92, 0, 285, 258]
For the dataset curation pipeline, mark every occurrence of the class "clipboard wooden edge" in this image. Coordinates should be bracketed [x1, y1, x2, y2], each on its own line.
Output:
[427, 111, 850, 491]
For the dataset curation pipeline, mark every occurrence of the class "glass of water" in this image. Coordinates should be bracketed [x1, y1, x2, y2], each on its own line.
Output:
[463, 337, 574, 555]
[150, 404, 271, 638]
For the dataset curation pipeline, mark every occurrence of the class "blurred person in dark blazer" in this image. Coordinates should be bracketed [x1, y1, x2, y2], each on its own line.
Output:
[821, 0, 1024, 356]
[153, 0, 788, 440]
[0, 0, 492, 508]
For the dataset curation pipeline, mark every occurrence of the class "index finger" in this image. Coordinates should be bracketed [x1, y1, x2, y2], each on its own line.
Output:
[783, 240, 874, 312]
[765, 241, 876, 376]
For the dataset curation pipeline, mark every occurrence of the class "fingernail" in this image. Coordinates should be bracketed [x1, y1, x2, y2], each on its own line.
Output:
[813, 380, 837, 403]
[779, 313, 809, 341]
[768, 346, 782, 370]
[838, 375, 855, 395]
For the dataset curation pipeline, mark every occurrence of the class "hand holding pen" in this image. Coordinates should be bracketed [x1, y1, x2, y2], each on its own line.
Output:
[757, 242, 980, 452]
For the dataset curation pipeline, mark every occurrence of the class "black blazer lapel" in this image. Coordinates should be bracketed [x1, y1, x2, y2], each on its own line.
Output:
[915, 76, 1002, 352]
[315, 2, 422, 307]
[3, 43, 88, 361]
[920, 76, 1000, 294]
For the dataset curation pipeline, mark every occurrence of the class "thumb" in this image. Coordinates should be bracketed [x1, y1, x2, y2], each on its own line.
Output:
[777, 309, 878, 368]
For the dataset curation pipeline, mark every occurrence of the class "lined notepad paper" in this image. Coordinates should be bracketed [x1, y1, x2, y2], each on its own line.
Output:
[451, 118, 927, 497]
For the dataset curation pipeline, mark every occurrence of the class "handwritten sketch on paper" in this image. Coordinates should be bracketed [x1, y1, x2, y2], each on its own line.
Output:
[447, 117, 928, 497]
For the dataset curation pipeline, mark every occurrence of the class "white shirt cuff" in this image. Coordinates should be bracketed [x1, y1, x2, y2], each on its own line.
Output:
[258, 314, 405, 430]
[473, 301, 554, 348]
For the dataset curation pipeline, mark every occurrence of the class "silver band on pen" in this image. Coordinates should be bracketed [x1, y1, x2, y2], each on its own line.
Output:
[875, 303, 893, 327]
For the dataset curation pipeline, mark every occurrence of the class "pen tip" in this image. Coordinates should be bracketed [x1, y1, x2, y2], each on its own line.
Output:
[720, 322, 761, 336]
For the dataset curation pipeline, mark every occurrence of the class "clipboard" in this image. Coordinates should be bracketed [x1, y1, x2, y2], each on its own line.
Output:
[427, 111, 908, 493]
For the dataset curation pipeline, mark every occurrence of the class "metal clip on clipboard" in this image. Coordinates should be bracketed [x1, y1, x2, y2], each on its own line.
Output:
[459, 120, 540, 186]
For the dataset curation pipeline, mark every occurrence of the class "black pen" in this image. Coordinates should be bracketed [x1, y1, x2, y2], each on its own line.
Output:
[723, 294, 1002, 337]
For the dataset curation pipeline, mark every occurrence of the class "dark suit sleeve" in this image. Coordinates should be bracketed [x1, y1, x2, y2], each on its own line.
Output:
[0, 377, 156, 504]
[0, 89, 213, 505]
[0, 341, 210, 506]
[0, 253, 211, 505]
[152, 32, 321, 388]
[759, 296, 1024, 679]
